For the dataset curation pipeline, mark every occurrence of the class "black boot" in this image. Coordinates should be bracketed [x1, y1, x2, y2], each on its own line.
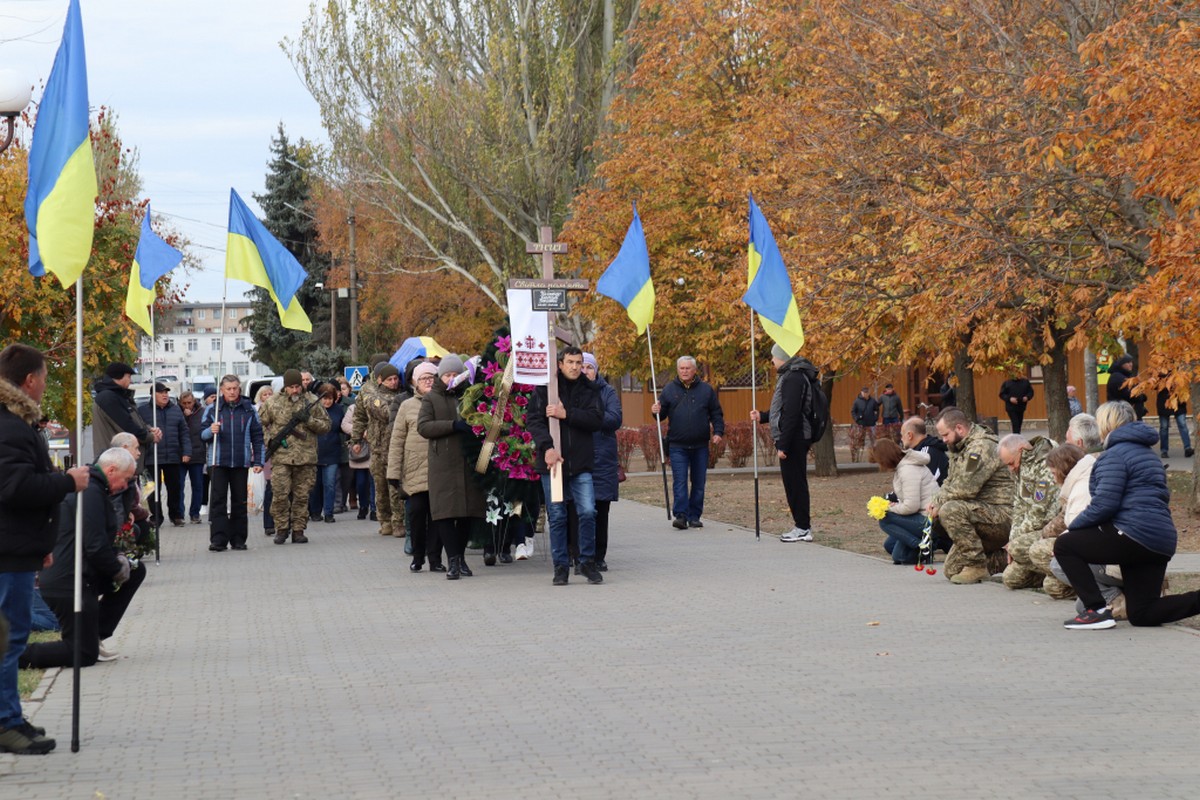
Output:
[446, 556, 461, 580]
[458, 557, 473, 577]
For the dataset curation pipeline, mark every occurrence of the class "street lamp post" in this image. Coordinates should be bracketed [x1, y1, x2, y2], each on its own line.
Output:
[0, 70, 33, 155]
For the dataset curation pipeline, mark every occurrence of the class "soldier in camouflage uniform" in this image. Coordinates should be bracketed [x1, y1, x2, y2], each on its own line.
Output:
[259, 369, 331, 544]
[996, 434, 1060, 590]
[928, 407, 1013, 584]
[353, 363, 402, 536]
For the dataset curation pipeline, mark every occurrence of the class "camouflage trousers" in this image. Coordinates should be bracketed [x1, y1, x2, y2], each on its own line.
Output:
[939, 499, 1011, 577]
[270, 463, 317, 535]
[1024, 537, 1078, 599]
[848, 424, 876, 462]
[369, 451, 404, 536]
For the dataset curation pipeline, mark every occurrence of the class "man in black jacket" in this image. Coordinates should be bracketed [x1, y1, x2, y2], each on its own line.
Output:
[651, 356, 725, 530]
[900, 416, 949, 486]
[21, 448, 141, 671]
[849, 387, 879, 462]
[528, 347, 605, 586]
[1107, 354, 1147, 420]
[751, 344, 824, 543]
[0, 344, 89, 755]
[999, 374, 1034, 434]
[139, 383, 191, 526]
[91, 362, 160, 469]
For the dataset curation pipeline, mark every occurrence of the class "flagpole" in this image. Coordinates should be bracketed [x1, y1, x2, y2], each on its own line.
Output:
[151, 304, 161, 565]
[750, 309, 761, 541]
[219, 278, 228, 380]
[645, 325, 671, 520]
[71, 277, 83, 752]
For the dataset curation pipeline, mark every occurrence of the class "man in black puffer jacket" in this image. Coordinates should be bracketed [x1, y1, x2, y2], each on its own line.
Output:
[651, 356, 725, 530]
[91, 362, 160, 469]
[139, 383, 191, 526]
[0, 344, 89, 755]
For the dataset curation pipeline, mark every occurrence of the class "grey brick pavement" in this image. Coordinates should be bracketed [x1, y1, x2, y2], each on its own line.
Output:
[4, 500, 1200, 799]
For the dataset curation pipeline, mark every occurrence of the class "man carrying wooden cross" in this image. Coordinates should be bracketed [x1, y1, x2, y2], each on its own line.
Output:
[527, 346, 605, 586]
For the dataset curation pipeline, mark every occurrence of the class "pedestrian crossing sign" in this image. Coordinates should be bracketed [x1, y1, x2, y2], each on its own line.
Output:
[344, 366, 370, 392]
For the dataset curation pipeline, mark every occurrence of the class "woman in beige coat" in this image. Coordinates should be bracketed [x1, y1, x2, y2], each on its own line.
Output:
[388, 362, 443, 572]
[874, 438, 937, 564]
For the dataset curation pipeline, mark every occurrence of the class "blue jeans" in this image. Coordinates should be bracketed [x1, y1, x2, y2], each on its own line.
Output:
[1159, 413, 1192, 455]
[354, 469, 375, 512]
[669, 445, 708, 522]
[880, 511, 928, 564]
[184, 462, 206, 517]
[0, 571, 35, 727]
[542, 471, 595, 567]
[310, 463, 340, 516]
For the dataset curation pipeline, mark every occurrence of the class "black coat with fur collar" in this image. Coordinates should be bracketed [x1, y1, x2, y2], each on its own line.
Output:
[0, 379, 76, 572]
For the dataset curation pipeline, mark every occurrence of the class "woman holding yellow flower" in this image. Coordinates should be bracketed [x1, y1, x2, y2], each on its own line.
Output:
[872, 439, 937, 564]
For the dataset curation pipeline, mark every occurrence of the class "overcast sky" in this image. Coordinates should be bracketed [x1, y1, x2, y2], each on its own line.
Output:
[1, 0, 326, 302]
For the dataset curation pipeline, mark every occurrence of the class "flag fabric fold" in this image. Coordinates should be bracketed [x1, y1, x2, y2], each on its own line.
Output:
[596, 205, 654, 335]
[125, 204, 184, 334]
[25, 0, 97, 288]
[225, 188, 312, 332]
[743, 195, 805, 356]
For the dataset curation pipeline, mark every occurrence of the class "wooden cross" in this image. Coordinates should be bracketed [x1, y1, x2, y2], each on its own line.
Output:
[510, 226, 588, 500]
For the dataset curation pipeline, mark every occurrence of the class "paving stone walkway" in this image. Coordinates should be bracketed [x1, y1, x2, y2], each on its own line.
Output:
[4, 499, 1200, 798]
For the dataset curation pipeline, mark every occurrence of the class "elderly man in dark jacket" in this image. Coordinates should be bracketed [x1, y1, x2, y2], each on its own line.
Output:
[528, 346, 605, 586]
[651, 355, 725, 530]
[200, 375, 264, 551]
[139, 383, 191, 526]
[21, 448, 142, 670]
[752, 344, 825, 543]
[0, 344, 89, 755]
[91, 362, 159, 467]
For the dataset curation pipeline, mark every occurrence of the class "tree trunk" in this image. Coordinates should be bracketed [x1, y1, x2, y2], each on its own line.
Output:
[813, 377, 838, 477]
[953, 346, 977, 421]
[1042, 335, 1071, 443]
[1083, 347, 1098, 414]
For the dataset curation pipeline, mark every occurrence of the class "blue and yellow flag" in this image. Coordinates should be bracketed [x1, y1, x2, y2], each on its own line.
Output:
[743, 195, 804, 356]
[596, 205, 654, 335]
[225, 189, 311, 332]
[125, 204, 183, 335]
[25, 0, 97, 288]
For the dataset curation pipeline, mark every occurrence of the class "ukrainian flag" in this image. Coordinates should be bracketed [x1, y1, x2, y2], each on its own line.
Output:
[743, 195, 804, 356]
[596, 205, 654, 335]
[225, 189, 312, 332]
[125, 204, 183, 334]
[25, 0, 97, 288]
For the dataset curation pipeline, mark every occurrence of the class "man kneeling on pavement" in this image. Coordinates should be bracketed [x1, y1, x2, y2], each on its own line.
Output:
[997, 433, 1061, 590]
[926, 407, 1013, 584]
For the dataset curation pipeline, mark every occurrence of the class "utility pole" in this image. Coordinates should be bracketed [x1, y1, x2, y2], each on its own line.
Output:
[348, 209, 359, 361]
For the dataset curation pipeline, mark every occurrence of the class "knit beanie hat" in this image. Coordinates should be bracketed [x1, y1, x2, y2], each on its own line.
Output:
[582, 352, 598, 372]
[771, 344, 789, 361]
[413, 362, 439, 382]
[437, 354, 465, 378]
[283, 369, 303, 387]
[377, 364, 400, 382]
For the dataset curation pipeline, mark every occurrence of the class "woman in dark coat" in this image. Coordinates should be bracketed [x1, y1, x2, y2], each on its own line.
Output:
[1055, 400, 1200, 629]
[581, 353, 622, 571]
[417, 355, 485, 580]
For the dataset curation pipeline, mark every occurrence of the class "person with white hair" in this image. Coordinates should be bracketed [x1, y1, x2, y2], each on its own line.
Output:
[650, 355, 725, 530]
[21, 448, 143, 670]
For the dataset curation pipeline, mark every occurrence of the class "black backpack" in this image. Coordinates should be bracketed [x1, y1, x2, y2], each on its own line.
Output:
[806, 374, 830, 444]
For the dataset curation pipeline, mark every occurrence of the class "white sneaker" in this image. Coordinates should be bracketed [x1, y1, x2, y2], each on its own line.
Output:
[514, 543, 529, 561]
[780, 527, 813, 543]
[525, 537, 535, 557]
[97, 642, 119, 662]
[199, 505, 208, 518]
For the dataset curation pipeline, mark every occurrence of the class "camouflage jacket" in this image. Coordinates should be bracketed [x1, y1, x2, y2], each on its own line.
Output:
[259, 391, 331, 466]
[934, 423, 1013, 508]
[355, 381, 400, 452]
[1008, 436, 1060, 556]
[350, 381, 377, 444]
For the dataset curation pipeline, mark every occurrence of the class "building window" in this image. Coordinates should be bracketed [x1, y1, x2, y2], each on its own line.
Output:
[211, 338, 221, 351]
[235, 338, 246, 351]
[233, 361, 249, 375]
[162, 339, 174, 353]
[209, 362, 222, 375]
[198, 309, 206, 320]
[187, 339, 198, 352]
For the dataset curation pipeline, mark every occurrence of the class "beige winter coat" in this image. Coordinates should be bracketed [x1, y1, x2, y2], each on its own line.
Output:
[387, 395, 429, 494]
[1060, 453, 1096, 526]
[890, 449, 938, 516]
